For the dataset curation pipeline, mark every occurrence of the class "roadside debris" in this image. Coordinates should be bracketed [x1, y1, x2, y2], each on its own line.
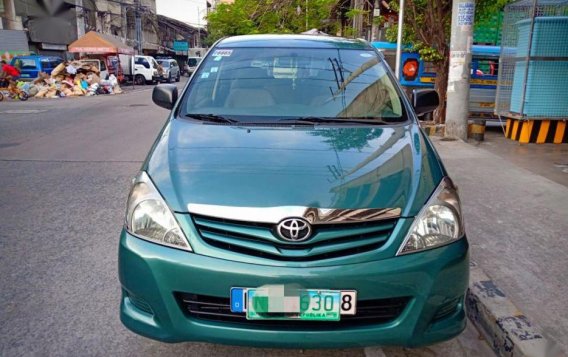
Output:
[21, 60, 123, 99]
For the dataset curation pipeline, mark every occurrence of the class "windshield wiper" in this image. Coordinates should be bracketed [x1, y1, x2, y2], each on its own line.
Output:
[185, 114, 238, 124]
[278, 117, 390, 125]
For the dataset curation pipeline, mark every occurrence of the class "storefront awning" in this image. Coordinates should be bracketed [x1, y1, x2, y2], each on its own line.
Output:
[68, 31, 134, 55]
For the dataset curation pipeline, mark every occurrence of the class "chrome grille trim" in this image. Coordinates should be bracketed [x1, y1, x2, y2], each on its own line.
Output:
[187, 204, 401, 224]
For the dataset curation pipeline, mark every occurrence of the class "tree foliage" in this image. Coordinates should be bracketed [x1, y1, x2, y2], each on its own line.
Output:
[383, 0, 513, 123]
[206, 0, 514, 122]
[205, 0, 338, 45]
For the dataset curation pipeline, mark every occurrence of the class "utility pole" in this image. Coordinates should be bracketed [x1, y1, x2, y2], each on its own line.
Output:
[134, 0, 142, 54]
[394, 0, 405, 80]
[121, 4, 127, 42]
[370, 0, 380, 41]
[196, 7, 201, 48]
[305, 0, 308, 31]
[76, 0, 85, 38]
[445, 0, 475, 140]
[3, 0, 22, 30]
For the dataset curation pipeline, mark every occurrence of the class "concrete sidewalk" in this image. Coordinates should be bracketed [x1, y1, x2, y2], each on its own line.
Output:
[432, 137, 568, 354]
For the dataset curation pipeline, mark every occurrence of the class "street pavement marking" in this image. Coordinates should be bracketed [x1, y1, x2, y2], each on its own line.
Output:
[1, 109, 48, 114]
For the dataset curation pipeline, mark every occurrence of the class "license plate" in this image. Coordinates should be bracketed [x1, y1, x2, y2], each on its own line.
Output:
[230, 287, 356, 321]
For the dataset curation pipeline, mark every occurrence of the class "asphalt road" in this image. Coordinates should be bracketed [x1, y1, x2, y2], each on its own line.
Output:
[0, 80, 492, 356]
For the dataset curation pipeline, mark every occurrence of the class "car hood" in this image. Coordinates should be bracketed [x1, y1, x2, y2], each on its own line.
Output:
[145, 120, 445, 217]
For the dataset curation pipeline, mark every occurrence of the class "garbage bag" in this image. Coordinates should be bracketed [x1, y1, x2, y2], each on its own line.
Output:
[34, 72, 49, 84]
[65, 64, 77, 75]
[35, 87, 48, 98]
[51, 63, 66, 77]
[108, 74, 118, 87]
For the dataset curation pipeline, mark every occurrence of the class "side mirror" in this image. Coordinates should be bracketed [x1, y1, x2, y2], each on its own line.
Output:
[412, 89, 439, 118]
[152, 84, 178, 110]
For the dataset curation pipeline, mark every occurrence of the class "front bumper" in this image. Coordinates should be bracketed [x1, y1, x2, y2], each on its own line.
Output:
[119, 230, 469, 348]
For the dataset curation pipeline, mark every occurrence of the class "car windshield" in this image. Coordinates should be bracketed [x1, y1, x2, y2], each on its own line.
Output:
[158, 60, 170, 67]
[188, 58, 200, 66]
[18, 59, 37, 69]
[180, 47, 406, 123]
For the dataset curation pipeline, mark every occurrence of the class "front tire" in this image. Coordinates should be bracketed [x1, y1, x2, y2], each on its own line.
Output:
[175, 72, 180, 82]
[167, 73, 173, 83]
[134, 74, 145, 86]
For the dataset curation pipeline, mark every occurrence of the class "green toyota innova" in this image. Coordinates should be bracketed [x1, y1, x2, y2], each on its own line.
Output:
[119, 35, 468, 348]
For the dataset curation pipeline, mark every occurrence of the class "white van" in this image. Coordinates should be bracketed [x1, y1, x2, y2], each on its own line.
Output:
[120, 55, 159, 85]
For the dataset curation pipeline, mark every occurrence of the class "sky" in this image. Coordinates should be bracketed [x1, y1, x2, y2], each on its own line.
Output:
[156, 0, 209, 28]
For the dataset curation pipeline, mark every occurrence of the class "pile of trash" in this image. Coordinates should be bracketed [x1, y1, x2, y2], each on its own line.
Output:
[24, 60, 123, 99]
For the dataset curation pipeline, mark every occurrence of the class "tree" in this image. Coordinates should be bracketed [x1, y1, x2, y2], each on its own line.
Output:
[205, 0, 339, 46]
[206, 0, 513, 122]
[385, 0, 512, 123]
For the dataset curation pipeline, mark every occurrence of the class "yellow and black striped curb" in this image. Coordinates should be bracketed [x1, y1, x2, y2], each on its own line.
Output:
[505, 119, 568, 144]
[468, 120, 486, 141]
[421, 125, 445, 136]
[421, 123, 488, 140]
[467, 263, 564, 357]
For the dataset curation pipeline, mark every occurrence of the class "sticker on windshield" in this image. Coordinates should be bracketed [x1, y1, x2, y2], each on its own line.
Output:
[214, 56, 222, 61]
[212, 49, 233, 57]
[201, 72, 210, 78]
[210, 67, 218, 73]
[360, 53, 373, 57]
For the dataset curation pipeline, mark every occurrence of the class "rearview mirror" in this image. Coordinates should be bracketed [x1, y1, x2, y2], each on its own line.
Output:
[152, 84, 178, 110]
[412, 89, 439, 118]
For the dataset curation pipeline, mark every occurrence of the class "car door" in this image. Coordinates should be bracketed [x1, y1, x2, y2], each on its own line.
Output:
[172, 60, 179, 77]
[134, 56, 151, 79]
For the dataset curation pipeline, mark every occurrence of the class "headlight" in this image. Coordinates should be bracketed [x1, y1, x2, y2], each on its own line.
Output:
[397, 177, 464, 255]
[125, 172, 192, 251]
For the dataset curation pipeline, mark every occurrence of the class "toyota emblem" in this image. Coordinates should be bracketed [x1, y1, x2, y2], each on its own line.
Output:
[276, 218, 312, 242]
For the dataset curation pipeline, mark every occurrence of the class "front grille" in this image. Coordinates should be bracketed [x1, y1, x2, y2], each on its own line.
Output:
[191, 215, 397, 261]
[175, 292, 410, 328]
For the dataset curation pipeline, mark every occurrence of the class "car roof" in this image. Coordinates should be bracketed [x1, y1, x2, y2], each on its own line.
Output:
[217, 34, 373, 50]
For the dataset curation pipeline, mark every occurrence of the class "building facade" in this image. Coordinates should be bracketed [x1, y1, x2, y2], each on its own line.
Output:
[1, 0, 205, 59]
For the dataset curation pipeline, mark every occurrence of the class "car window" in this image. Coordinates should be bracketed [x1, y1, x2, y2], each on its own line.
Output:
[473, 58, 498, 76]
[188, 58, 198, 66]
[18, 59, 38, 70]
[50, 59, 62, 68]
[180, 47, 405, 122]
[40, 58, 50, 69]
[136, 57, 150, 69]
[151, 58, 158, 69]
[100, 60, 107, 71]
[158, 60, 170, 68]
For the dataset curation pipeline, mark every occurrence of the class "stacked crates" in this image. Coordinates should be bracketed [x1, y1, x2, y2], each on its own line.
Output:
[495, 0, 568, 143]
[474, 13, 504, 45]
[510, 16, 568, 117]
